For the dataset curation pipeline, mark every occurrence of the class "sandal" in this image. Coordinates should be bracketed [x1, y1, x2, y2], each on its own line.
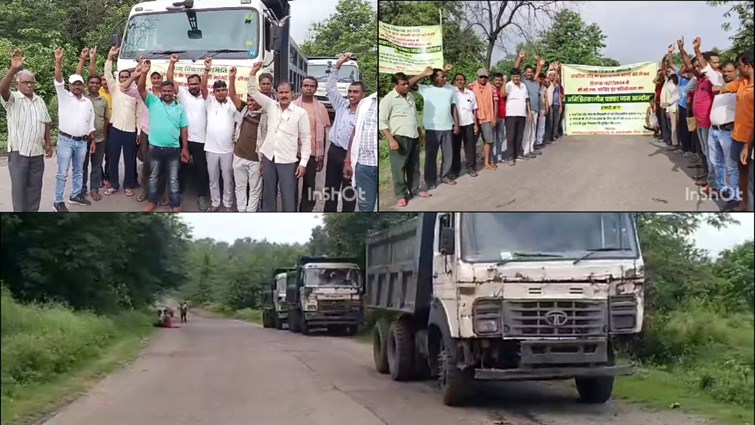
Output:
[104, 187, 119, 196]
[136, 192, 148, 202]
[90, 191, 102, 201]
[103, 180, 112, 189]
[125, 189, 135, 197]
[397, 198, 408, 207]
[417, 191, 431, 198]
[161, 198, 169, 206]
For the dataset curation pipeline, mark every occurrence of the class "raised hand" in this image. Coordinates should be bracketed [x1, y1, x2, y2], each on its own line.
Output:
[444, 63, 453, 72]
[170, 54, 180, 63]
[89, 46, 97, 60]
[336, 52, 351, 68]
[229, 66, 237, 79]
[79, 47, 89, 61]
[693, 37, 701, 50]
[668, 44, 674, 54]
[204, 57, 212, 70]
[10, 49, 24, 70]
[536, 55, 545, 66]
[54, 48, 65, 63]
[108, 46, 120, 59]
[519, 50, 526, 59]
[677, 37, 684, 50]
[251, 61, 263, 74]
[423, 66, 433, 76]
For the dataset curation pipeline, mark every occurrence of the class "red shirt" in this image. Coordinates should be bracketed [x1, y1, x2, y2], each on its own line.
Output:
[654, 83, 663, 107]
[693, 76, 713, 128]
[494, 87, 506, 119]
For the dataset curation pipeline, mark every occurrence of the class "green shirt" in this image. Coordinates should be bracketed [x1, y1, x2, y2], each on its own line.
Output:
[84, 93, 110, 142]
[379, 89, 419, 139]
[144, 92, 189, 148]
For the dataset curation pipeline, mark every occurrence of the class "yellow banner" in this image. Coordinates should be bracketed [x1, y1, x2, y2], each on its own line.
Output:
[561, 62, 658, 136]
[147, 62, 274, 102]
[378, 21, 443, 74]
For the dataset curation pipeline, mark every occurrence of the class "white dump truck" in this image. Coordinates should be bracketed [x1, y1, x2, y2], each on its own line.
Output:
[307, 56, 360, 115]
[366, 213, 645, 406]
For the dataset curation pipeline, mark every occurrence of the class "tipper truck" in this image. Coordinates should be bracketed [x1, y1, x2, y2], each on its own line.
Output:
[286, 256, 364, 336]
[366, 213, 644, 406]
[262, 268, 295, 330]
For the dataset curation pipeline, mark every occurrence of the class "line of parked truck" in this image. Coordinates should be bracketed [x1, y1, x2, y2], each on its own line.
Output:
[262, 213, 646, 407]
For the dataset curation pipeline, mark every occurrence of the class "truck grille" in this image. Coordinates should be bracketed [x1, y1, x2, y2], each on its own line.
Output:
[502, 300, 607, 337]
[319, 300, 356, 312]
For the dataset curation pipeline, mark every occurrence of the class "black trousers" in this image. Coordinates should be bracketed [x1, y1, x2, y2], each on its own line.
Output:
[505, 116, 526, 160]
[299, 155, 318, 212]
[323, 143, 356, 212]
[451, 124, 476, 177]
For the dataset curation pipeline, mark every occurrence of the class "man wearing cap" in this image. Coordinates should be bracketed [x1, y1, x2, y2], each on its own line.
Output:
[52, 48, 96, 212]
[469, 68, 498, 170]
[1, 49, 53, 212]
[204, 65, 241, 211]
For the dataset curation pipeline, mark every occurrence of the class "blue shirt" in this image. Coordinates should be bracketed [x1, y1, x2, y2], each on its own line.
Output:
[552, 85, 561, 106]
[144, 92, 189, 148]
[523, 79, 541, 113]
[326, 71, 357, 150]
[417, 84, 455, 131]
[678, 76, 691, 109]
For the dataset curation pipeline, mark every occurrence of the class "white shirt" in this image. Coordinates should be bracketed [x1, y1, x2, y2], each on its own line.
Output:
[54, 80, 95, 138]
[453, 87, 477, 126]
[177, 87, 207, 143]
[661, 80, 679, 113]
[505, 81, 529, 117]
[248, 74, 311, 166]
[204, 97, 239, 154]
[703, 64, 736, 126]
[1, 91, 51, 157]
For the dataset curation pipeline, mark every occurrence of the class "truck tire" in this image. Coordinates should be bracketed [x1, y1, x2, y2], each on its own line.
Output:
[346, 325, 358, 336]
[262, 310, 272, 328]
[289, 310, 301, 333]
[300, 313, 310, 335]
[373, 319, 390, 374]
[387, 319, 414, 381]
[438, 337, 471, 406]
[575, 376, 614, 404]
[274, 313, 283, 330]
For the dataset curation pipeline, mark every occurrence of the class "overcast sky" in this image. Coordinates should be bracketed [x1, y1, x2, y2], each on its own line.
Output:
[490, 1, 738, 65]
[290, 0, 377, 45]
[180, 213, 752, 257]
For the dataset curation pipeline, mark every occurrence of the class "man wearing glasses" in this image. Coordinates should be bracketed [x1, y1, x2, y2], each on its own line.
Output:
[1, 49, 53, 211]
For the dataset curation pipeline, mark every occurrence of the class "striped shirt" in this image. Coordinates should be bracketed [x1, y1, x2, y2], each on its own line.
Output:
[104, 60, 139, 133]
[293, 97, 330, 158]
[326, 70, 357, 149]
[1, 91, 51, 156]
[357, 96, 377, 166]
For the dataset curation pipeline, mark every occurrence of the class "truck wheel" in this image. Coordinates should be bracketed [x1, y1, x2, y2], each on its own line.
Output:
[300, 314, 310, 335]
[274, 314, 283, 330]
[387, 319, 414, 381]
[346, 325, 358, 336]
[575, 376, 614, 404]
[289, 310, 300, 333]
[438, 337, 471, 406]
[373, 319, 389, 374]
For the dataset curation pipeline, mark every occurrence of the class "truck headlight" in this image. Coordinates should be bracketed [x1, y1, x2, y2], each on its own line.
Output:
[475, 319, 499, 334]
[306, 304, 317, 311]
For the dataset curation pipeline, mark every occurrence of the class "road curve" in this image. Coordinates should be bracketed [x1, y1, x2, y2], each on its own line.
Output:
[41, 315, 716, 425]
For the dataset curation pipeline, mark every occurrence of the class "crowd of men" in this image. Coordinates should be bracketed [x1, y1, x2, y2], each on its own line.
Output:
[2, 48, 378, 212]
[649, 37, 753, 211]
[379, 51, 566, 207]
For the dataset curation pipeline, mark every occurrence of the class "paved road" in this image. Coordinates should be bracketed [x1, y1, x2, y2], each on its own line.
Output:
[41, 315, 715, 425]
[0, 140, 345, 212]
[379, 135, 721, 211]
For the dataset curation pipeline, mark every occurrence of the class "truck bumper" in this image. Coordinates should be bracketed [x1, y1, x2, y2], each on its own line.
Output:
[474, 365, 634, 381]
[303, 312, 360, 326]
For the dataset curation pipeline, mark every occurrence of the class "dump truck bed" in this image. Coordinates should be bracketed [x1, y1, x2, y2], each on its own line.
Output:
[364, 214, 436, 314]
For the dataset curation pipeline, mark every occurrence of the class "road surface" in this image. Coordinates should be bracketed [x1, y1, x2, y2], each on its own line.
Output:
[41, 315, 716, 425]
[379, 135, 721, 211]
[0, 140, 348, 212]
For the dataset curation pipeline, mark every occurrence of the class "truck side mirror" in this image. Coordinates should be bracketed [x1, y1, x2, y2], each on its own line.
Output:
[271, 26, 283, 52]
[439, 226, 455, 255]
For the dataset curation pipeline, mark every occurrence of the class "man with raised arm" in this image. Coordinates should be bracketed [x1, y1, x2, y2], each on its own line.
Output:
[1, 49, 52, 211]
[247, 61, 311, 212]
[134, 60, 190, 212]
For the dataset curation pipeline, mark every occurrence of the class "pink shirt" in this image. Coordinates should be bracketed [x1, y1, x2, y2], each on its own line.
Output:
[693, 76, 713, 128]
[122, 85, 159, 134]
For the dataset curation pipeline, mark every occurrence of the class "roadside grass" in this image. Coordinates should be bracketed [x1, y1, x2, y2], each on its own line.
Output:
[0, 288, 155, 425]
[202, 303, 263, 324]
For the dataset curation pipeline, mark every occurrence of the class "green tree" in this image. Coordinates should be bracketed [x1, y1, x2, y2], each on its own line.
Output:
[537, 9, 609, 66]
[707, 1, 754, 54]
[300, 0, 377, 92]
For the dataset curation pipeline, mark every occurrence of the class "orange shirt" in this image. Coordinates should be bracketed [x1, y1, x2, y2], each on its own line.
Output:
[725, 77, 754, 144]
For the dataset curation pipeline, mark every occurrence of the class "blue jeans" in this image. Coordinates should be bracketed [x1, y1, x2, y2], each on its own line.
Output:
[730, 140, 745, 202]
[148, 146, 181, 208]
[493, 117, 506, 162]
[708, 128, 737, 199]
[55, 135, 88, 203]
[355, 163, 377, 212]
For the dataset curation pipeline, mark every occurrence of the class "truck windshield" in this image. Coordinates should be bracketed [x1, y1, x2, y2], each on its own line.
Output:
[460, 213, 638, 263]
[308, 64, 359, 83]
[305, 268, 360, 287]
[121, 9, 259, 60]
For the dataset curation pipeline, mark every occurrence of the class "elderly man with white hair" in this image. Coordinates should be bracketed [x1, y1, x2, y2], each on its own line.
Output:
[1, 49, 53, 212]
